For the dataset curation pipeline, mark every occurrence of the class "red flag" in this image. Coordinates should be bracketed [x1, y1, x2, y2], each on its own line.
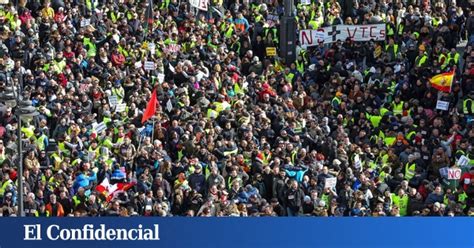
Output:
[95, 178, 110, 194]
[106, 182, 137, 202]
[141, 89, 158, 123]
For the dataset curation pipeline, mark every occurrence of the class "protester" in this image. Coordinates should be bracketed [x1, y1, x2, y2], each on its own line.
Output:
[0, 0, 473, 217]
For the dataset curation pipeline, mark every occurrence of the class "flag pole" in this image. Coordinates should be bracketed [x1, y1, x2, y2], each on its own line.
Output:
[151, 117, 156, 142]
[137, 134, 144, 153]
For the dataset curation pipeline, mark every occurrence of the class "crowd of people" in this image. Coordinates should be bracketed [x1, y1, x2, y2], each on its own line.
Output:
[0, 0, 474, 217]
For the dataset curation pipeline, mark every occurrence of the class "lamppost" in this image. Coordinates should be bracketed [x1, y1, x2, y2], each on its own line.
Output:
[0, 77, 39, 217]
[279, 0, 297, 64]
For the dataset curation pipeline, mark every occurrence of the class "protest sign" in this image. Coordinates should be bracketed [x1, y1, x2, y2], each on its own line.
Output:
[266, 47, 277, 56]
[457, 155, 470, 168]
[115, 103, 126, 113]
[435, 100, 449, 111]
[299, 24, 386, 48]
[144, 61, 156, 71]
[325, 177, 337, 189]
[447, 168, 462, 180]
[94, 122, 107, 134]
[108, 95, 118, 107]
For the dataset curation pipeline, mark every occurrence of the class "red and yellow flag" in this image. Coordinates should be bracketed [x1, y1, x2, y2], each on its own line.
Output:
[430, 70, 454, 93]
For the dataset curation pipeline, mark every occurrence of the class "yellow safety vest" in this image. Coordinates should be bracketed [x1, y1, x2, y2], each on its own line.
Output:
[463, 99, 474, 115]
[384, 136, 396, 146]
[285, 73, 295, 83]
[0, 180, 12, 197]
[385, 44, 399, 59]
[438, 53, 448, 69]
[35, 135, 48, 151]
[391, 194, 408, 216]
[83, 37, 97, 58]
[35, 211, 50, 217]
[392, 101, 404, 115]
[51, 153, 62, 170]
[295, 60, 304, 74]
[112, 87, 125, 101]
[416, 54, 428, 67]
[404, 163, 416, 180]
[21, 126, 35, 139]
[447, 53, 460, 65]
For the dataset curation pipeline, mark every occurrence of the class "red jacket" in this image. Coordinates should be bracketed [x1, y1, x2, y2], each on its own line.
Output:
[460, 172, 474, 191]
[46, 202, 65, 217]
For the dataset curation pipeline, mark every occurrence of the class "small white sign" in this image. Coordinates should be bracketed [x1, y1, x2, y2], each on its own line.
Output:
[95, 122, 107, 134]
[169, 63, 175, 73]
[148, 42, 156, 54]
[144, 61, 156, 71]
[436, 100, 449, 111]
[439, 167, 449, 178]
[88, 151, 95, 161]
[166, 99, 173, 112]
[80, 19, 91, 27]
[115, 103, 126, 113]
[354, 154, 361, 169]
[134, 61, 142, 69]
[325, 177, 337, 189]
[190, 0, 208, 11]
[457, 155, 470, 168]
[157, 73, 165, 84]
[447, 168, 462, 180]
[300, 0, 310, 5]
[108, 95, 118, 107]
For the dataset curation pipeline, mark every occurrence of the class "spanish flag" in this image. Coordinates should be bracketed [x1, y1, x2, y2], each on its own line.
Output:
[430, 70, 454, 93]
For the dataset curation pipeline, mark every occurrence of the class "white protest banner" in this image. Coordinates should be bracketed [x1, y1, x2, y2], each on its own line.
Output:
[457, 155, 470, 168]
[166, 99, 173, 112]
[300, 0, 311, 5]
[94, 122, 107, 134]
[80, 19, 91, 27]
[447, 168, 462, 180]
[108, 95, 118, 107]
[299, 24, 386, 48]
[157, 73, 165, 84]
[144, 61, 156, 71]
[190, 0, 208, 11]
[115, 103, 126, 113]
[325, 177, 337, 189]
[436, 100, 449, 111]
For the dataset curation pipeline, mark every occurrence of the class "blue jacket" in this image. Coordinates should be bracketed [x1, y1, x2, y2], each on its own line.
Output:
[425, 192, 443, 205]
[73, 172, 97, 194]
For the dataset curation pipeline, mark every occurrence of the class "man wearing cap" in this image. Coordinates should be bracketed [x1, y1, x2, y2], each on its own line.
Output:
[414, 45, 428, 69]
[331, 92, 343, 110]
